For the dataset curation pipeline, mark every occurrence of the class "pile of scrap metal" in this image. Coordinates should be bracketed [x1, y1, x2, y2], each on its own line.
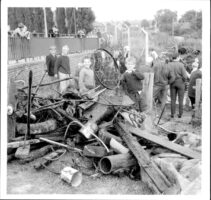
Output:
[7, 49, 201, 194]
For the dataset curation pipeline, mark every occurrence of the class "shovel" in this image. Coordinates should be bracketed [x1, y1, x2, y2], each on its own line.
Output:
[15, 70, 33, 159]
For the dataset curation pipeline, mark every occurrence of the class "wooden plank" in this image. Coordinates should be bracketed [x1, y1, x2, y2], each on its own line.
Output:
[122, 123, 201, 159]
[7, 139, 40, 149]
[142, 73, 154, 111]
[115, 122, 175, 194]
[195, 79, 202, 118]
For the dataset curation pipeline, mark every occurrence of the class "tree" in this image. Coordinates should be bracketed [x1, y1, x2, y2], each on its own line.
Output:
[154, 9, 177, 33]
[179, 10, 202, 31]
[56, 8, 67, 34]
[8, 8, 17, 30]
[46, 8, 54, 32]
[141, 19, 150, 28]
[33, 8, 44, 33]
[76, 8, 95, 34]
[66, 8, 75, 34]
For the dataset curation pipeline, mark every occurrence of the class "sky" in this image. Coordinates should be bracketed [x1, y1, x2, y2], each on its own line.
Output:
[91, 0, 205, 22]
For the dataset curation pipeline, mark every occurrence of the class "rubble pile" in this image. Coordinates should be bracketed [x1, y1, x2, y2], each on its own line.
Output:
[7, 49, 201, 195]
[7, 82, 201, 194]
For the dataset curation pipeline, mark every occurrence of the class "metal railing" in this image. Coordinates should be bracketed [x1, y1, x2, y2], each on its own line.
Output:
[8, 37, 100, 61]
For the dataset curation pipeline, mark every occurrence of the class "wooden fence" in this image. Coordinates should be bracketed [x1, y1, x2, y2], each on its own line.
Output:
[8, 37, 100, 61]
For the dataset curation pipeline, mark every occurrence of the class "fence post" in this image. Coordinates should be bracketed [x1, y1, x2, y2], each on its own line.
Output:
[142, 72, 154, 111]
[195, 78, 202, 118]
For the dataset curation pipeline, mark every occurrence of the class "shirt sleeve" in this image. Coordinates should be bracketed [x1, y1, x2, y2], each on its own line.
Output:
[168, 67, 175, 84]
[46, 56, 51, 74]
[181, 64, 188, 81]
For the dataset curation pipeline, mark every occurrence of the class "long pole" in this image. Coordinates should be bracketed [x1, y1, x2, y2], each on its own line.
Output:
[43, 8, 48, 38]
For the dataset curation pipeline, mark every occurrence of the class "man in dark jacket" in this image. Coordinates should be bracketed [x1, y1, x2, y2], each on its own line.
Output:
[121, 57, 147, 112]
[46, 46, 58, 95]
[188, 63, 202, 109]
[46, 46, 57, 80]
[169, 54, 188, 118]
[153, 56, 175, 114]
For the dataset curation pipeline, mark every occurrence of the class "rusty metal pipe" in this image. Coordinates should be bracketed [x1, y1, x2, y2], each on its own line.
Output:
[99, 153, 137, 174]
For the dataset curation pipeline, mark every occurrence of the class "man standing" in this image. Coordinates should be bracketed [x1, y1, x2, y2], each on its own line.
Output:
[46, 46, 57, 81]
[169, 54, 188, 118]
[55, 45, 74, 93]
[188, 61, 202, 109]
[153, 56, 175, 115]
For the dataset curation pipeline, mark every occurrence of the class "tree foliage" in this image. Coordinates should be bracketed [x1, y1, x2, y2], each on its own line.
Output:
[56, 8, 67, 34]
[8, 8, 44, 32]
[141, 19, 150, 28]
[46, 8, 54, 32]
[76, 8, 95, 34]
[8, 7, 96, 35]
[154, 9, 202, 38]
[155, 9, 177, 33]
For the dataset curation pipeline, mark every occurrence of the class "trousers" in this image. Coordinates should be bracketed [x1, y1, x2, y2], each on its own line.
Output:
[153, 84, 168, 111]
[170, 78, 185, 116]
[58, 72, 71, 93]
[128, 92, 147, 112]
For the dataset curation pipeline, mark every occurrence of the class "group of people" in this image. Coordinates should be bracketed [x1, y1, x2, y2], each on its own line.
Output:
[46, 44, 202, 120]
[46, 45, 95, 96]
[152, 50, 202, 119]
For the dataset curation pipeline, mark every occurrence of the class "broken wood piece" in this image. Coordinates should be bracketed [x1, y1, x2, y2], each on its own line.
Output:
[7, 139, 40, 149]
[15, 145, 31, 159]
[99, 153, 137, 174]
[16, 119, 57, 135]
[109, 138, 129, 154]
[18, 145, 54, 164]
[39, 137, 82, 153]
[78, 100, 96, 111]
[83, 145, 108, 157]
[33, 149, 66, 170]
[22, 77, 75, 90]
[98, 128, 122, 144]
[115, 122, 174, 194]
[123, 124, 201, 159]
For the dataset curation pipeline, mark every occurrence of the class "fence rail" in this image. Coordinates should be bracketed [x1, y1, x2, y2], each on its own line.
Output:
[8, 37, 99, 61]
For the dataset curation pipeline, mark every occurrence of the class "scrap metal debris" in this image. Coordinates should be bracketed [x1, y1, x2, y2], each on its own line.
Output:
[7, 49, 201, 194]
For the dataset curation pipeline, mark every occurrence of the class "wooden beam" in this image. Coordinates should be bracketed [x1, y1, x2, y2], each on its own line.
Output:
[121, 123, 201, 159]
[7, 139, 40, 149]
[195, 79, 202, 118]
[115, 122, 176, 194]
[142, 73, 154, 111]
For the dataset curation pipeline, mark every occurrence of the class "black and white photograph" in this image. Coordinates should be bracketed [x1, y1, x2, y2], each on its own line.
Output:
[1, 0, 210, 199]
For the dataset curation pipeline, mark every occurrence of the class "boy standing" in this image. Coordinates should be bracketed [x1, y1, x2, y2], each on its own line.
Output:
[55, 45, 76, 93]
[121, 57, 147, 112]
[78, 56, 95, 94]
[46, 46, 57, 81]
